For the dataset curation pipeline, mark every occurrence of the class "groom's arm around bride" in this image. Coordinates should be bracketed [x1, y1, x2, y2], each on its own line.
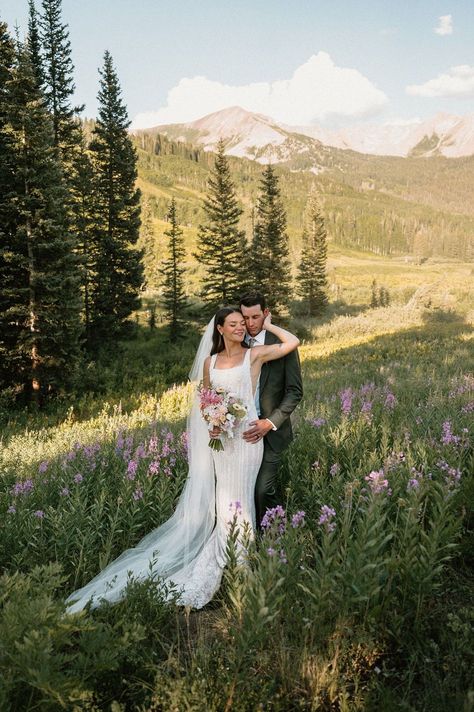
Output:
[240, 293, 303, 529]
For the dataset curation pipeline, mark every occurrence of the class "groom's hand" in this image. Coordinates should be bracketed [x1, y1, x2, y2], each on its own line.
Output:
[243, 419, 273, 443]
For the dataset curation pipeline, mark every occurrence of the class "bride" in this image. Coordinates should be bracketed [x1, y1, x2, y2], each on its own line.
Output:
[65, 307, 299, 612]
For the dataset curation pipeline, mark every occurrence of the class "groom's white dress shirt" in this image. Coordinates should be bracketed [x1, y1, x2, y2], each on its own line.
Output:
[247, 330, 277, 431]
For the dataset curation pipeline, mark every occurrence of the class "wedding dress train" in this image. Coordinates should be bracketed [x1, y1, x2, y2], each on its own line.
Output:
[65, 347, 263, 613]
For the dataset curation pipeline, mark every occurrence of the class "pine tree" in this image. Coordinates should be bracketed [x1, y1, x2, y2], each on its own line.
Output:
[2, 36, 82, 401]
[139, 198, 160, 291]
[195, 139, 246, 310]
[0, 22, 25, 392]
[88, 50, 143, 342]
[28, 0, 44, 89]
[251, 164, 291, 315]
[296, 188, 328, 316]
[70, 133, 95, 340]
[40, 0, 83, 154]
[161, 198, 187, 340]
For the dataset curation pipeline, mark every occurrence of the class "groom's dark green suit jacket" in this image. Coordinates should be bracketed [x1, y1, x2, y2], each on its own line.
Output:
[258, 330, 303, 453]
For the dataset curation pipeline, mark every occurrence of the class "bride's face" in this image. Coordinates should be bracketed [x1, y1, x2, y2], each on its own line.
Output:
[218, 312, 246, 343]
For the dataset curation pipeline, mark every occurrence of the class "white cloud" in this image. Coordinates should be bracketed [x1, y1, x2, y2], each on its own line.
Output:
[434, 14, 453, 35]
[131, 52, 388, 129]
[407, 65, 474, 98]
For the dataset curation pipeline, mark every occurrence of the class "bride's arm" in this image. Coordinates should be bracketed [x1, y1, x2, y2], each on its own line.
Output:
[252, 314, 300, 365]
[203, 356, 211, 388]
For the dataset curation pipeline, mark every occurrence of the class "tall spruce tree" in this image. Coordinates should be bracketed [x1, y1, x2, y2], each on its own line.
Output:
[195, 139, 246, 310]
[0, 22, 25, 392]
[296, 188, 328, 316]
[161, 198, 187, 340]
[2, 36, 82, 401]
[28, 1, 44, 89]
[139, 198, 160, 291]
[40, 0, 83, 154]
[70, 133, 95, 341]
[251, 164, 291, 315]
[88, 50, 142, 341]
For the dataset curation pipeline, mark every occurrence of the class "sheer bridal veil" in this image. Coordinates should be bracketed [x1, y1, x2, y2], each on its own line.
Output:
[65, 318, 216, 613]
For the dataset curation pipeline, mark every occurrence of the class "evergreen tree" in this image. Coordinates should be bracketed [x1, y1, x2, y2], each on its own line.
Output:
[88, 50, 143, 341]
[251, 164, 291, 315]
[28, 0, 44, 89]
[70, 133, 95, 341]
[195, 139, 245, 310]
[139, 198, 160, 291]
[161, 198, 187, 340]
[1, 36, 82, 401]
[296, 188, 328, 316]
[0, 22, 25, 392]
[39, 0, 83, 154]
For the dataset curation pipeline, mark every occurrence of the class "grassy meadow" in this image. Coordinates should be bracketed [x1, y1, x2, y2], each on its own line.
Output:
[0, 251, 473, 710]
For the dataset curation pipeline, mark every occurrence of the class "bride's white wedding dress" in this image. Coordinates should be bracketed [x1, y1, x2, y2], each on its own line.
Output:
[65, 347, 263, 613]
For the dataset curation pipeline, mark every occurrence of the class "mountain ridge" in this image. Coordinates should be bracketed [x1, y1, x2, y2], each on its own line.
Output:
[133, 106, 474, 160]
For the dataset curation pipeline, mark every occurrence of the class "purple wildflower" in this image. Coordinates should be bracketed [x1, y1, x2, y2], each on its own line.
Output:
[228, 500, 242, 514]
[329, 463, 340, 477]
[132, 487, 144, 501]
[38, 461, 48, 473]
[60, 487, 70, 497]
[384, 392, 397, 410]
[318, 505, 336, 532]
[148, 460, 160, 476]
[127, 460, 138, 480]
[365, 469, 392, 495]
[267, 547, 276, 557]
[407, 478, 420, 491]
[461, 401, 474, 414]
[34, 510, 45, 519]
[7, 505, 16, 514]
[291, 510, 306, 528]
[340, 388, 353, 416]
[135, 444, 146, 459]
[279, 549, 288, 564]
[12, 479, 34, 496]
[148, 435, 159, 453]
[261, 505, 286, 535]
[311, 417, 326, 428]
[441, 421, 461, 446]
[74, 473, 83, 484]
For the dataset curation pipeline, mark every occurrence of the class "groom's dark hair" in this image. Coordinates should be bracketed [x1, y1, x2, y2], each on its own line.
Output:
[239, 291, 266, 311]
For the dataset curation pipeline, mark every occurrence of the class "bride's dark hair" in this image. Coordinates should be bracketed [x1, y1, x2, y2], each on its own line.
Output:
[211, 306, 246, 355]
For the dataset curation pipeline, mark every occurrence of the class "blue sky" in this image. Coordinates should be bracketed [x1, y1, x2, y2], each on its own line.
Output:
[2, 0, 473, 128]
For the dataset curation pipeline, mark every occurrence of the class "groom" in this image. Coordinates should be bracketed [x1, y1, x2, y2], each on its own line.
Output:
[239, 292, 303, 529]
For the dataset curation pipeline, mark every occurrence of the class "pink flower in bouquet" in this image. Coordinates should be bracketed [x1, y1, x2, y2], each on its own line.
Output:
[198, 384, 248, 451]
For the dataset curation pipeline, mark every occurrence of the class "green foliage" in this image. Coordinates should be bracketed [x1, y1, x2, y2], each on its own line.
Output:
[0, 35, 82, 401]
[39, 0, 82, 150]
[1, 301, 472, 709]
[88, 51, 143, 342]
[194, 139, 247, 310]
[251, 164, 291, 314]
[160, 198, 188, 340]
[297, 186, 328, 315]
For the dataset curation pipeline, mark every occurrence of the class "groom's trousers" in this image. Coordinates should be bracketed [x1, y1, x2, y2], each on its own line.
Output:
[255, 444, 282, 529]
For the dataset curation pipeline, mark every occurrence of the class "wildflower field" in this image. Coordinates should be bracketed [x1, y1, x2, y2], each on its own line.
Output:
[0, 260, 473, 710]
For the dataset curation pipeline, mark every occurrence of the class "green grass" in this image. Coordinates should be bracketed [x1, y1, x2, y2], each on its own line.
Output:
[0, 261, 473, 710]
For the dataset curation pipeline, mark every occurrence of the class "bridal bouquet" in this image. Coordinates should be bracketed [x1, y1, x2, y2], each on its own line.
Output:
[198, 384, 248, 451]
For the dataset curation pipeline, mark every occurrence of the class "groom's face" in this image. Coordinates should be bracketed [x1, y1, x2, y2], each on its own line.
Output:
[240, 304, 269, 337]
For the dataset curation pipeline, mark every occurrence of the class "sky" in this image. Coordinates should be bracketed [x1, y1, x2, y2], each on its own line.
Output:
[2, 0, 474, 130]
